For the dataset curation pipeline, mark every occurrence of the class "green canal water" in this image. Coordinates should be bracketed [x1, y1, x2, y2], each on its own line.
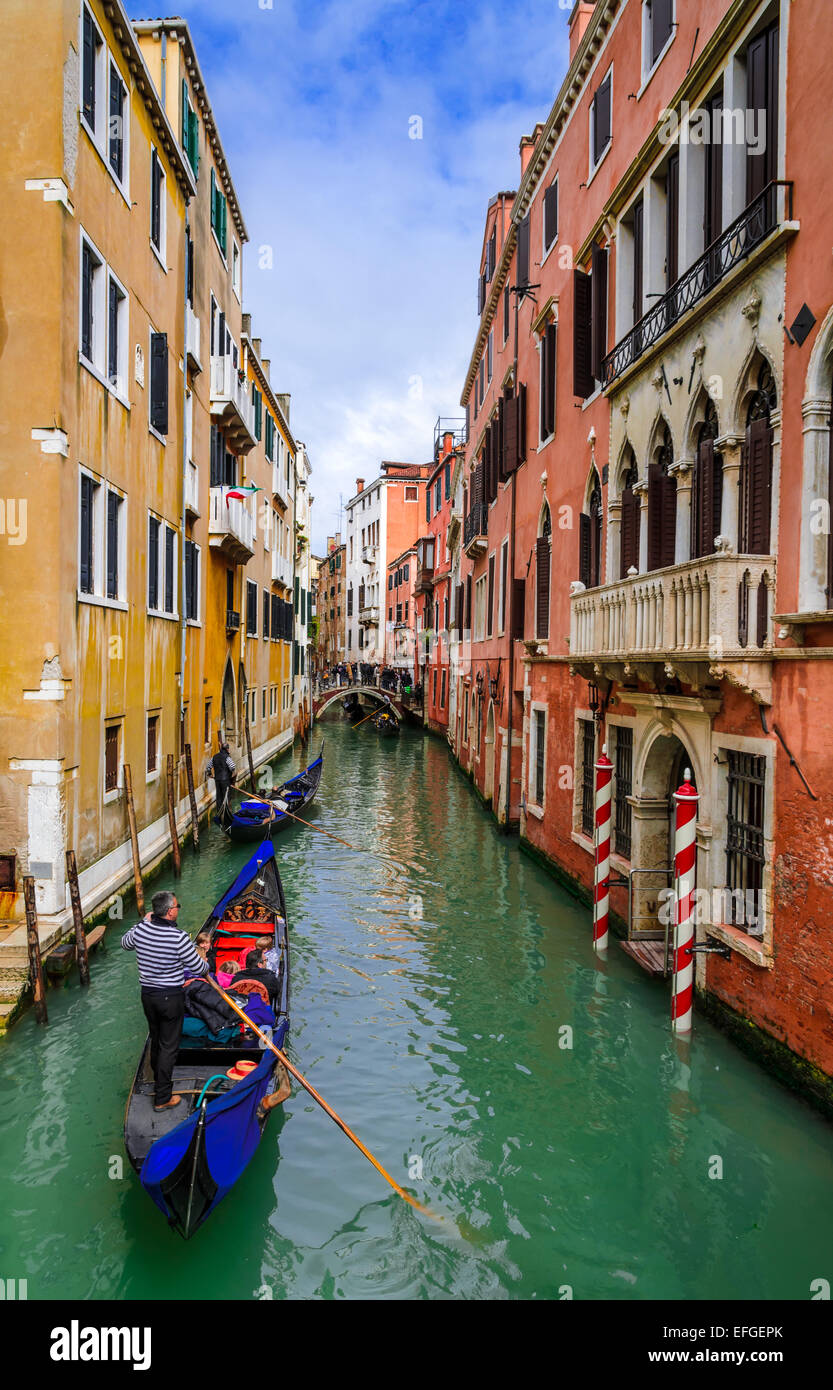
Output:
[1, 716, 832, 1301]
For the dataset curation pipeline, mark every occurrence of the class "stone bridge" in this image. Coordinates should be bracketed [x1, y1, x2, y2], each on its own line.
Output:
[312, 683, 416, 723]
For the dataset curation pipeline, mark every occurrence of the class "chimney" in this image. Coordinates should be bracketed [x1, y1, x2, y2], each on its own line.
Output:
[519, 123, 543, 178]
[262, 358, 270, 381]
[242, 312, 252, 337]
[252, 337, 262, 359]
[356, 478, 364, 494]
[568, 1, 595, 63]
[277, 392, 290, 421]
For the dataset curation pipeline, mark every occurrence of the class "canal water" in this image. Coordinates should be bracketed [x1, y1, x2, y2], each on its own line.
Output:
[1, 715, 832, 1301]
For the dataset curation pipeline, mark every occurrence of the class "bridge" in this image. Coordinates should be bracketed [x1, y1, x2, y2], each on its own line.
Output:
[312, 683, 417, 723]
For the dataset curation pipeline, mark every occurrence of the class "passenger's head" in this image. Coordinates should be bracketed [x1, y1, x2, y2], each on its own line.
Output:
[246, 949, 263, 970]
[255, 935, 272, 951]
[152, 890, 179, 921]
[222, 959, 240, 976]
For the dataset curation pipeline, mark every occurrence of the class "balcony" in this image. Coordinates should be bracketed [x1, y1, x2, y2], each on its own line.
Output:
[225, 609, 241, 635]
[602, 183, 790, 391]
[272, 461, 290, 510]
[415, 564, 434, 596]
[272, 549, 293, 589]
[463, 501, 488, 557]
[569, 552, 775, 704]
[208, 487, 255, 563]
[359, 604, 380, 627]
[362, 544, 377, 564]
[186, 304, 202, 374]
[210, 354, 257, 453]
[185, 461, 200, 518]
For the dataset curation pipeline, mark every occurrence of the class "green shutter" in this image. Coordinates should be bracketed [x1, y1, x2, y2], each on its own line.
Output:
[221, 192, 227, 255]
[181, 79, 189, 148]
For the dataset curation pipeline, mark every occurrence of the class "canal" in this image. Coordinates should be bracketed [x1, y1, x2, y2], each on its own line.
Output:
[1, 715, 832, 1300]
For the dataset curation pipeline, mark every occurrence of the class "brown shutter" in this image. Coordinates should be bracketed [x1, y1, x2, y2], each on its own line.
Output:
[573, 269, 593, 398]
[487, 555, 495, 636]
[517, 215, 530, 288]
[497, 395, 505, 483]
[593, 75, 611, 165]
[661, 473, 677, 568]
[827, 412, 833, 605]
[542, 321, 556, 438]
[697, 438, 715, 556]
[632, 199, 644, 329]
[647, 463, 663, 571]
[591, 243, 608, 383]
[455, 584, 464, 633]
[756, 577, 768, 648]
[746, 32, 768, 204]
[502, 394, 517, 478]
[517, 382, 527, 463]
[465, 575, 472, 630]
[620, 487, 639, 578]
[535, 537, 550, 639]
[544, 181, 558, 249]
[511, 577, 525, 640]
[746, 417, 773, 554]
[666, 152, 679, 290]
[579, 512, 591, 587]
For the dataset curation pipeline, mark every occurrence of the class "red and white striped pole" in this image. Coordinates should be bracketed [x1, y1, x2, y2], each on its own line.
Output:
[593, 744, 613, 954]
[671, 769, 699, 1034]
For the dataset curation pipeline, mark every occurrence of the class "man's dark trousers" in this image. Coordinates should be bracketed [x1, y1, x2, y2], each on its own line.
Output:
[214, 778, 231, 814]
[141, 988, 185, 1104]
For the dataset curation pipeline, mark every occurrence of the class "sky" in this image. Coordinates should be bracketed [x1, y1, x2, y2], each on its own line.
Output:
[128, 0, 572, 551]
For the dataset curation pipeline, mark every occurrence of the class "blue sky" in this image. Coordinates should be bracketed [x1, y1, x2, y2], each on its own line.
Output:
[128, 0, 572, 549]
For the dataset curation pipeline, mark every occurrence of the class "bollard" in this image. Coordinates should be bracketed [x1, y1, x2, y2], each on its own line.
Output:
[166, 754, 181, 876]
[671, 769, 699, 1034]
[593, 744, 613, 954]
[22, 877, 48, 1024]
[65, 850, 90, 986]
[184, 744, 200, 854]
[123, 765, 145, 916]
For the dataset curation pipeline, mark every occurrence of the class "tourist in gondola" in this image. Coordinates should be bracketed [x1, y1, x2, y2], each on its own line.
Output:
[234, 948, 280, 1003]
[121, 891, 208, 1112]
[205, 740, 236, 823]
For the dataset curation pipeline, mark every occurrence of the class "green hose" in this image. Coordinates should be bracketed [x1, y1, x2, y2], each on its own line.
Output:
[195, 1073, 231, 1108]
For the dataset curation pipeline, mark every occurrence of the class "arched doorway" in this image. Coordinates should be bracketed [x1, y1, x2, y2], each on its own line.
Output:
[630, 727, 697, 938]
[484, 701, 496, 804]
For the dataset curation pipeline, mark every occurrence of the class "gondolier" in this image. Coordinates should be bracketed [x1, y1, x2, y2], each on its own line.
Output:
[121, 891, 208, 1112]
[206, 741, 236, 822]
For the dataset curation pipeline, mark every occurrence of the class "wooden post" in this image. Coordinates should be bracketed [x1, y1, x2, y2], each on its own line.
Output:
[184, 744, 200, 854]
[65, 850, 90, 986]
[167, 753, 181, 876]
[123, 764, 145, 916]
[244, 712, 256, 791]
[22, 877, 48, 1024]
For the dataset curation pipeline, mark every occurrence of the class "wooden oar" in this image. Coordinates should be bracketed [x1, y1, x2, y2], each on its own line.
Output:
[351, 708, 379, 729]
[206, 977, 440, 1221]
[243, 794, 367, 853]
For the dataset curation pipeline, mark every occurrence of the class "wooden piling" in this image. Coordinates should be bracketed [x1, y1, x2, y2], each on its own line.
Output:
[184, 744, 200, 854]
[22, 876, 48, 1024]
[167, 753, 181, 876]
[65, 849, 90, 986]
[244, 711, 256, 791]
[123, 764, 145, 916]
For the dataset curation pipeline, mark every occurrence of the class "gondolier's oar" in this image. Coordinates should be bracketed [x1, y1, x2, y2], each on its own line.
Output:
[243, 794, 369, 853]
[206, 977, 441, 1222]
[351, 708, 379, 729]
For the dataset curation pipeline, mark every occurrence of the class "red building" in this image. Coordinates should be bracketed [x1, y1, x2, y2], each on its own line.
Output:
[386, 546, 417, 680]
[416, 423, 465, 734]
[446, 0, 833, 1106]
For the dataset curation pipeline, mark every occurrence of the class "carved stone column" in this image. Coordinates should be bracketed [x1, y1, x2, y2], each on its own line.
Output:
[634, 480, 649, 574]
[671, 458, 693, 566]
[716, 431, 743, 552]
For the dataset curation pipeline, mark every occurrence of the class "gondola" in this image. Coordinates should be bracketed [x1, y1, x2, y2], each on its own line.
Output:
[342, 693, 360, 717]
[373, 707, 400, 737]
[219, 743, 323, 842]
[124, 841, 291, 1239]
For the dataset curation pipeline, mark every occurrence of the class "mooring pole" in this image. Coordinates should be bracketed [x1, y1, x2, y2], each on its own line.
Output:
[22, 876, 48, 1024]
[671, 769, 699, 1035]
[244, 709, 256, 790]
[65, 850, 90, 986]
[123, 764, 145, 916]
[593, 744, 613, 954]
[184, 744, 200, 854]
[166, 753, 182, 876]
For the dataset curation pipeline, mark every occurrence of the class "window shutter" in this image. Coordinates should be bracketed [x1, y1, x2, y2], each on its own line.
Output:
[502, 393, 518, 478]
[83, 11, 95, 125]
[579, 512, 592, 587]
[487, 229, 496, 281]
[746, 32, 769, 204]
[465, 575, 472, 630]
[661, 472, 677, 568]
[646, 463, 663, 570]
[148, 518, 159, 608]
[108, 280, 118, 383]
[746, 417, 773, 554]
[487, 555, 495, 636]
[150, 332, 168, 433]
[109, 66, 123, 178]
[165, 528, 175, 612]
[756, 576, 768, 648]
[517, 382, 527, 464]
[106, 493, 119, 599]
[573, 269, 594, 399]
[81, 246, 93, 361]
[697, 438, 715, 557]
[542, 321, 557, 438]
[666, 152, 679, 289]
[652, 0, 673, 63]
[477, 273, 485, 315]
[80, 476, 93, 593]
[455, 584, 464, 633]
[591, 243, 608, 383]
[511, 577, 525, 640]
[535, 537, 550, 639]
[504, 283, 510, 341]
[517, 215, 530, 289]
[221, 192, 227, 255]
[426, 483, 431, 522]
[593, 74, 611, 165]
[620, 486, 639, 578]
[544, 181, 558, 249]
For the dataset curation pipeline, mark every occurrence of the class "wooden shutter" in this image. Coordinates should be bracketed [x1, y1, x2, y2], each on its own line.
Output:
[81, 246, 93, 361]
[503, 393, 518, 478]
[620, 486, 640, 577]
[517, 382, 527, 464]
[150, 332, 168, 433]
[579, 512, 591, 587]
[106, 493, 118, 599]
[536, 537, 550, 639]
[148, 518, 159, 608]
[544, 181, 558, 249]
[573, 270, 593, 399]
[756, 577, 768, 648]
[504, 283, 510, 341]
[647, 464, 663, 571]
[107, 279, 118, 382]
[704, 92, 723, 252]
[487, 555, 495, 636]
[83, 12, 95, 125]
[165, 528, 175, 612]
[746, 417, 773, 554]
[746, 32, 768, 204]
[80, 476, 93, 593]
[477, 273, 485, 315]
[487, 229, 496, 281]
[591, 243, 608, 383]
[666, 152, 679, 289]
[593, 74, 611, 165]
[542, 321, 556, 439]
[465, 575, 472, 630]
[455, 584, 464, 632]
[517, 215, 530, 288]
[109, 65, 123, 178]
[632, 199, 644, 328]
[652, 0, 673, 64]
[661, 472, 677, 568]
[697, 438, 715, 556]
[511, 577, 525, 640]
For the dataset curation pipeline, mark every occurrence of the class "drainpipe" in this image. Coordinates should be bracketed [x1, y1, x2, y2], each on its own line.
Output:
[179, 201, 190, 773]
[503, 264, 520, 830]
[160, 33, 167, 107]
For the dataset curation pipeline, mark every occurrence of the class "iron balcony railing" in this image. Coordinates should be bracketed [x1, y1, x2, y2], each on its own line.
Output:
[463, 501, 488, 550]
[434, 416, 467, 458]
[602, 182, 791, 390]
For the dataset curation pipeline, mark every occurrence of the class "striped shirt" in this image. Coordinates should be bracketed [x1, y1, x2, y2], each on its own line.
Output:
[121, 915, 208, 990]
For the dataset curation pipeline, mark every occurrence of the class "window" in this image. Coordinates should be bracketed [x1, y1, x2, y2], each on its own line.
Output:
[444, 463, 451, 501]
[440, 669, 446, 708]
[405, 485, 418, 501]
[498, 539, 509, 632]
[726, 751, 766, 932]
[210, 167, 228, 257]
[435, 476, 442, 513]
[148, 517, 160, 609]
[147, 714, 159, 776]
[746, 20, 780, 228]
[531, 707, 546, 807]
[104, 723, 121, 796]
[580, 719, 595, 836]
[107, 273, 127, 395]
[181, 79, 199, 176]
[204, 699, 212, 746]
[614, 727, 633, 858]
[149, 330, 168, 436]
[665, 151, 679, 294]
[619, 454, 641, 578]
[536, 507, 551, 640]
[246, 580, 257, 635]
[150, 147, 166, 262]
[82, 7, 103, 135]
[185, 540, 199, 621]
[539, 320, 557, 441]
[148, 517, 177, 614]
[690, 400, 723, 559]
[647, 423, 676, 570]
[543, 178, 558, 252]
[503, 283, 510, 344]
[487, 554, 495, 638]
[580, 473, 603, 589]
[463, 689, 470, 742]
[573, 244, 609, 396]
[487, 330, 493, 383]
[591, 69, 612, 169]
[106, 490, 123, 600]
[262, 689, 267, 722]
[109, 61, 126, 184]
[79, 473, 99, 595]
[474, 575, 487, 643]
[517, 214, 530, 289]
[740, 361, 776, 556]
[644, 0, 674, 76]
[232, 241, 241, 298]
[80, 234, 104, 372]
[252, 385, 263, 441]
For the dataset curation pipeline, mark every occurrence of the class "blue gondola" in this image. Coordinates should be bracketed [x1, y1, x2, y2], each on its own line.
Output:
[219, 743, 323, 842]
[123, 841, 291, 1239]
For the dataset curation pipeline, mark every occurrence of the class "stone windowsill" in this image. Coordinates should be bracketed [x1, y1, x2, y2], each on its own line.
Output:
[707, 921, 772, 969]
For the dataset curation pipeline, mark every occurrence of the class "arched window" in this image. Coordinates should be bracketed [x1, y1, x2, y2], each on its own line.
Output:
[580, 472, 603, 587]
[647, 422, 676, 570]
[690, 398, 723, 558]
[536, 504, 551, 640]
[740, 360, 776, 554]
[619, 451, 640, 578]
